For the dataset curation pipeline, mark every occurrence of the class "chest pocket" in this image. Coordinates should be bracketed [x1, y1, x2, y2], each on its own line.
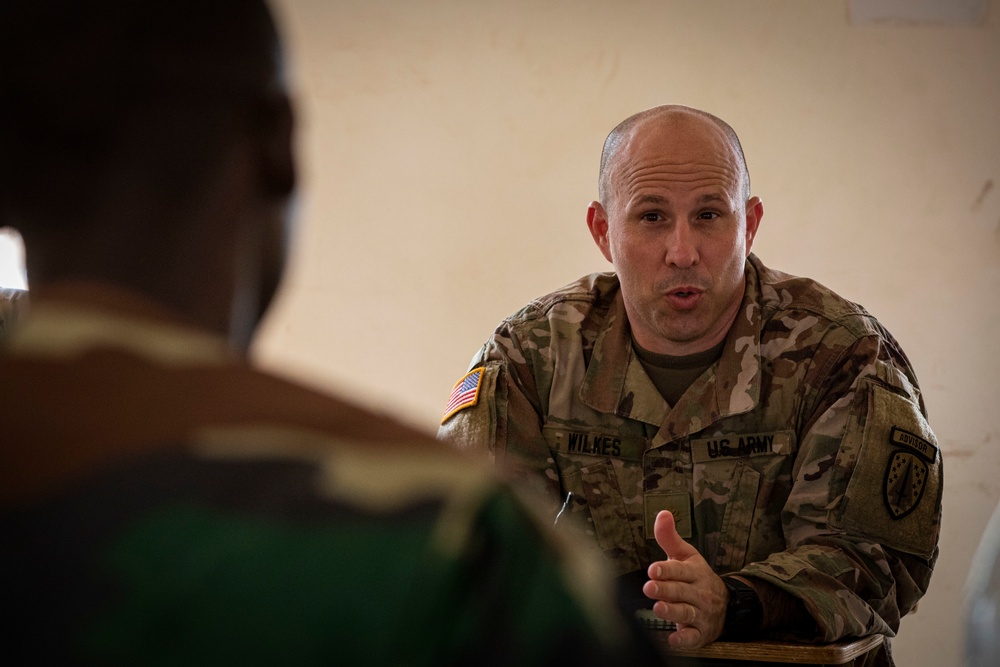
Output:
[560, 461, 641, 575]
[544, 427, 646, 576]
[690, 432, 793, 573]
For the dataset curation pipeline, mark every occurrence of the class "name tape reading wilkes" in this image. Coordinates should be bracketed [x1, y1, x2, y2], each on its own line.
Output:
[544, 428, 646, 461]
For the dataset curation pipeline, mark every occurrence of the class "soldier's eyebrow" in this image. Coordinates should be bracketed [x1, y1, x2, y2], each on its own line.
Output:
[628, 193, 733, 210]
[697, 193, 728, 205]
[632, 194, 669, 207]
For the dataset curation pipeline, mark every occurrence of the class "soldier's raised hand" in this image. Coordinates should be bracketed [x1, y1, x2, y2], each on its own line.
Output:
[642, 510, 728, 648]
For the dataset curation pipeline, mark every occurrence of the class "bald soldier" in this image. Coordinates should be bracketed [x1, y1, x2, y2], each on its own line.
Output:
[440, 105, 941, 665]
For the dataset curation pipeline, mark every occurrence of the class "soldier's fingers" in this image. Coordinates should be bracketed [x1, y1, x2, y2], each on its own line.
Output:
[647, 558, 700, 583]
[643, 579, 693, 603]
[651, 600, 699, 626]
[666, 625, 705, 650]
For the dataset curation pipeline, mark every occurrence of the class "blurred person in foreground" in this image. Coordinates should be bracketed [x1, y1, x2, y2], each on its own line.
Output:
[0, 1, 663, 664]
[440, 105, 941, 666]
[966, 501, 1000, 667]
[0, 284, 27, 337]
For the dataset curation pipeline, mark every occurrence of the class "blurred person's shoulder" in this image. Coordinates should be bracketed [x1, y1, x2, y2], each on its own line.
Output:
[0, 287, 27, 339]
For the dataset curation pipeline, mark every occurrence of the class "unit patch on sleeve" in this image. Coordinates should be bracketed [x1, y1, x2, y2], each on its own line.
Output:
[441, 367, 485, 424]
[832, 377, 941, 559]
[883, 427, 938, 520]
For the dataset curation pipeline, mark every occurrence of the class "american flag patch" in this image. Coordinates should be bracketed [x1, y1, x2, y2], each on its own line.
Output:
[441, 367, 485, 424]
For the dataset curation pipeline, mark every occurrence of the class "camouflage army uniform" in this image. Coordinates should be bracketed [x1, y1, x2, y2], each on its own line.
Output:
[0, 284, 662, 666]
[441, 254, 941, 666]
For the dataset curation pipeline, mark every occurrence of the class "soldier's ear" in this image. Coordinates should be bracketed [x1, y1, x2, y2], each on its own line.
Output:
[744, 196, 763, 255]
[587, 201, 614, 264]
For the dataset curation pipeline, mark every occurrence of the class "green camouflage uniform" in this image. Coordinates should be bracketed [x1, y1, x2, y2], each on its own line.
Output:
[1, 285, 662, 666]
[440, 254, 941, 666]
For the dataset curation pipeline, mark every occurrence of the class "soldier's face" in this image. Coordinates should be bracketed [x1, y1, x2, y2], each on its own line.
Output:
[587, 115, 762, 356]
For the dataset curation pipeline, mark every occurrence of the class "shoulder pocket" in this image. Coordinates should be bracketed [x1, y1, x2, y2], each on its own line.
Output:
[831, 376, 941, 559]
[438, 361, 505, 458]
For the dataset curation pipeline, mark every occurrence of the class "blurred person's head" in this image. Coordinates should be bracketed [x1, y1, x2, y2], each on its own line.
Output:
[0, 0, 295, 349]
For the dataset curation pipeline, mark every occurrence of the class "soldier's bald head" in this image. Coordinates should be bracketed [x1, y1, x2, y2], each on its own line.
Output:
[598, 105, 751, 210]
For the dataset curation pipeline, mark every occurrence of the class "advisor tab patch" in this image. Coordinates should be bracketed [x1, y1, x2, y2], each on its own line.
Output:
[441, 367, 485, 424]
[889, 426, 938, 463]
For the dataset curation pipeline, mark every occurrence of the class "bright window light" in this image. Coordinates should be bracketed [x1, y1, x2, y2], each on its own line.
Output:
[0, 228, 28, 290]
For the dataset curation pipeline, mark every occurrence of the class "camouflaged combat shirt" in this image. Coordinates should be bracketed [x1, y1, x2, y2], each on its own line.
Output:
[1, 284, 662, 667]
[440, 254, 941, 659]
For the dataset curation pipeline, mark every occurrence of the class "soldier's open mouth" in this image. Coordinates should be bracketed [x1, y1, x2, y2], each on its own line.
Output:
[665, 290, 702, 310]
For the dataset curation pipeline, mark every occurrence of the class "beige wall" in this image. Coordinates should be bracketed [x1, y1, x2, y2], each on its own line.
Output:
[258, 1, 1000, 664]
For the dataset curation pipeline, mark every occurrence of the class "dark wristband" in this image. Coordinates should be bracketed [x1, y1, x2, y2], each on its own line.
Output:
[722, 577, 764, 640]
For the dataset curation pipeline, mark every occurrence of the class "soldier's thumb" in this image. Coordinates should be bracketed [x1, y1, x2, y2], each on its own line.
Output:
[653, 510, 696, 560]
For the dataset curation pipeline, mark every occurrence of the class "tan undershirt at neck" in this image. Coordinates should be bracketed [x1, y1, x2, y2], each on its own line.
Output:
[631, 337, 726, 407]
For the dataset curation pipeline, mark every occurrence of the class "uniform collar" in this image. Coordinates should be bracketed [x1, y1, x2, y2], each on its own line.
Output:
[579, 258, 763, 441]
[3, 280, 235, 366]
